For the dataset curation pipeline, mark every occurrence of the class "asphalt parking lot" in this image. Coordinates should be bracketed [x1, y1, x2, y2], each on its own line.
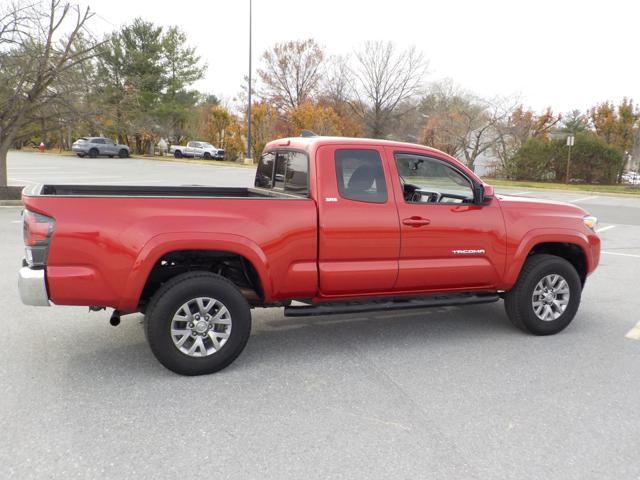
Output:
[2, 151, 640, 479]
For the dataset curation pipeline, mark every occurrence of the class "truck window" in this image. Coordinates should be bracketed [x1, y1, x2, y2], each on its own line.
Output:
[395, 153, 473, 204]
[254, 150, 309, 196]
[284, 151, 308, 195]
[335, 149, 387, 203]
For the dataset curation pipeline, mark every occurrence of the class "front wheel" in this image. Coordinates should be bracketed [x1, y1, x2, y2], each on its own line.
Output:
[144, 272, 252, 375]
[118, 149, 128, 158]
[504, 254, 582, 335]
[88, 148, 98, 158]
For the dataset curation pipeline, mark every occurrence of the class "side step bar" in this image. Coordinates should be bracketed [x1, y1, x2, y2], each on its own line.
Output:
[284, 292, 500, 317]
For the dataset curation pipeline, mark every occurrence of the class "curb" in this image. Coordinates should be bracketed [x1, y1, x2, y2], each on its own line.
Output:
[0, 200, 23, 207]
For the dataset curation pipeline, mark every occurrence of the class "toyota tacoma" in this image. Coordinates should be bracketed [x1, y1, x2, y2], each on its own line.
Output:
[18, 136, 600, 375]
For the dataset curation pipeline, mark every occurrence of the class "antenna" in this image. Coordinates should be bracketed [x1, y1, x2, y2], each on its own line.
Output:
[300, 130, 319, 138]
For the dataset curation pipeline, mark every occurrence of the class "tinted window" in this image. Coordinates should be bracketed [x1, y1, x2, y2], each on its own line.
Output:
[335, 149, 387, 203]
[395, 154, 473, 204]
[255, 151, 275, 188]
[284, 151, 308, 194]
[254, 150, 309, 196]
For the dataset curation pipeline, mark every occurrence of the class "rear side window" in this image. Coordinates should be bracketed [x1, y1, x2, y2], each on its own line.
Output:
[254, 150, 309, 196]
[284, 152, 308, 194]
[335, 149, 387, 203]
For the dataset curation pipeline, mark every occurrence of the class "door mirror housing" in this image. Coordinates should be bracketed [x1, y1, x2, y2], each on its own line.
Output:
[472, 183, 493, 205]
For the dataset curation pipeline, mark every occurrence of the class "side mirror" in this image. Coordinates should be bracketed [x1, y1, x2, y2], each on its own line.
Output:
[473, 183, 493, 205]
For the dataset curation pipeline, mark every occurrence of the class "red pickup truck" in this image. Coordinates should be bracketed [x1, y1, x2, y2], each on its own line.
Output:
[19, 136, 601, 375]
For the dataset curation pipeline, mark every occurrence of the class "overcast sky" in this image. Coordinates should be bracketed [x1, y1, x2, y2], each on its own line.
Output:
[91, 0, 638, 114]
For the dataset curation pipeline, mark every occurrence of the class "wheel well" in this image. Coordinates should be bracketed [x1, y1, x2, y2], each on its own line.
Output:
[138, 250, 263, 311]
[528, 242, 587, 285]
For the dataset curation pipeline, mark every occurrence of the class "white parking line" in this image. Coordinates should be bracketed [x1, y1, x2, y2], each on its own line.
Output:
[9, 178, 36, 184]
[596, 225, 616, 233]
[570, 195, 598, 203]
[88, 180, 165, 184]
[11, 220, 21, 223]
[625, 321, 640, 340]
[602, 251, 640, 259]
[510, 191, 531, 195]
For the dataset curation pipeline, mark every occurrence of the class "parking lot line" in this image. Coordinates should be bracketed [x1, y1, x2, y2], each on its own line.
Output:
[625, 321, 640, 340]
[570, 196, 599, 203]
[596, 225, 616, 233]
[602, 251, 640, 259]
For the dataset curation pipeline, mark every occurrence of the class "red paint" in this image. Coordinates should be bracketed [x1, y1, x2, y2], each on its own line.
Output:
[22, 136, 600, 312]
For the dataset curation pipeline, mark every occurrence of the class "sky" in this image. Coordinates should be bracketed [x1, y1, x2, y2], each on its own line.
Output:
[90, 0, 639, 115]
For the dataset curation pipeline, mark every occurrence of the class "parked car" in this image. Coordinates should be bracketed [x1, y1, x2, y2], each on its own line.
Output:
[169, 141, 225, 160]
[622, 171, 640, 185]
[72, 137, 130, 158]
[19, 135, 600, 375]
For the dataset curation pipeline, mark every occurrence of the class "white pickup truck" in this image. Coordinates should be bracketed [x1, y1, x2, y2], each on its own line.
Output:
[169, 141, 225, 160]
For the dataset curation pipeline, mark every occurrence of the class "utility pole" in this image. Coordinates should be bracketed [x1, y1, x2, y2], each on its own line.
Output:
[565, 134, 575, 183]
[246, 0, 252, 162]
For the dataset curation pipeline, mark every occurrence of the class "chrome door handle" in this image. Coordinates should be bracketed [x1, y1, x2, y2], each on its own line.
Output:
[402, 217, 431, 227]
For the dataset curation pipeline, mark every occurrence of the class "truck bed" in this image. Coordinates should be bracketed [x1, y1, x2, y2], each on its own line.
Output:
[33, 184, 292, 199]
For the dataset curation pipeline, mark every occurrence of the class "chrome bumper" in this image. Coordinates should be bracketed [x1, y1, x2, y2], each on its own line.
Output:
[18, 267, 50, 306]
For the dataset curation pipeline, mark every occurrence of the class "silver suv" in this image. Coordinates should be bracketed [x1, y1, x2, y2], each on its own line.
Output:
[72, 137, 130, 158]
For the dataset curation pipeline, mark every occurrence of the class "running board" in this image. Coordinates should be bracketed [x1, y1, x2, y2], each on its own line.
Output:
[283, 293, 500, 317]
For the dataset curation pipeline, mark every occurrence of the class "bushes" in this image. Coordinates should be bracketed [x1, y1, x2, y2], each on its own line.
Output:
[509, 133, 623, 183]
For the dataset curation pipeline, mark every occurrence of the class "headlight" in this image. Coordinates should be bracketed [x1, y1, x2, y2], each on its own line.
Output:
[583, 215, 598, 231]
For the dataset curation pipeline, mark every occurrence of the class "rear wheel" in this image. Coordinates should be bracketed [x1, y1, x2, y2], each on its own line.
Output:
[504, 254, 581, 335]
[88, 148, 98, 158]
[118, 149, 128, 158]
[144, 272, 251, 375]
[174, 150, 182, 158]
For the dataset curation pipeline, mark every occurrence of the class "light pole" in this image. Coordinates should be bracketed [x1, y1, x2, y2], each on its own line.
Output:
[246, 0, 252, 161]
[565, 134, 575, 183]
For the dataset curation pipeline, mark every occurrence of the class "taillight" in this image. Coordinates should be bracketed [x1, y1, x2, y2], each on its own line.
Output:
[23, 210, 55, 267]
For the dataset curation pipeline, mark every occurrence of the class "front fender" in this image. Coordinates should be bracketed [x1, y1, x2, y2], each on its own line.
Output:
[118, 232, 271, 312]
[500, 228, 597, 290]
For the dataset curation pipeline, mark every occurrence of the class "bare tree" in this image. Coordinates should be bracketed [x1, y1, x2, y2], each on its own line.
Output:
[419, 80, 512, 171]
[0, 0, 100, 187]
[257, 39, 325, 111]
[348, 41, 427, 138]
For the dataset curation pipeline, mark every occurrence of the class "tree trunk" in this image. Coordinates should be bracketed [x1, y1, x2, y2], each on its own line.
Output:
[0, 141, 10, 187]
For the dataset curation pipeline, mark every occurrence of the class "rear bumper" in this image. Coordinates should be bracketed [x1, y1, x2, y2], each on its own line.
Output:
[18, 267, 50, 306]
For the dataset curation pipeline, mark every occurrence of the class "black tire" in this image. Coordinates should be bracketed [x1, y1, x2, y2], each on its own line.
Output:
[108, 155, 114, 158]
[118, 149, 128, 158]
[504, 254, 582, 335]
[76, 153, 85, 158]
[144, 272, 252, 375]
[203, 152, 211, 160]
[174, 150, 182, 158]
[88, 148, 98, 158]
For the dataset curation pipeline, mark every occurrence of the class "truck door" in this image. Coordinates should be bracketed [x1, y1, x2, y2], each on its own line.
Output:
[317, 145, 400, 296]
[386, 148, 506, 292]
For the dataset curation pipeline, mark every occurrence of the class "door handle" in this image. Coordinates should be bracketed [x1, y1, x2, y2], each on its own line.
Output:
[402, 216, 431, 227]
